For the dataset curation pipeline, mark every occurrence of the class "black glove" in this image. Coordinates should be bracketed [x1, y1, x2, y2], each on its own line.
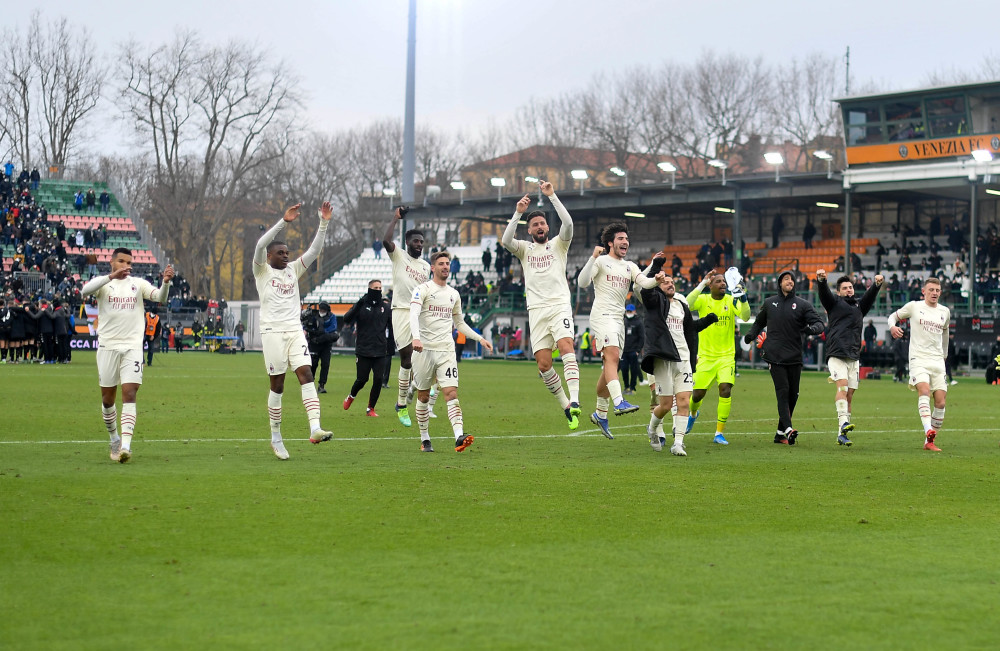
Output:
[705, 313, 719, 324]
[743, 333, 754, 345]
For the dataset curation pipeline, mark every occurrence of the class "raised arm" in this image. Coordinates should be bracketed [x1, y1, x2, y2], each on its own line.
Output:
[382, 206, 406, 253]
[858, 274, 884, 316]
[81, 264, 129, 296]
[686, 275, 710, 305]
[632, 253, 665, 290]
[254, 203, 300, 266]
[814, 269, 835, 312]
[297, 202, 332, 271]
[149, 265, 175, 303]
[541, 182, 574, 241]
[502, 195, 531, 252]
[577, 246, 602, 288]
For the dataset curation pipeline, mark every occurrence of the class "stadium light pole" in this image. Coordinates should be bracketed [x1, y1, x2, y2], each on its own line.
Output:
[657, 161, 677, 189]
[525, 176, 543, 205]
[450, 181, 466, 205]
[491, 177, 505, 202]
[764, 152, 783, 182]
[571, 169, 588, 195]
[708, 159, 727, 186]
[402, 0, 416, 211]
[969, 150, 992, 311]
[610, 166, 628, 193]
[814, 150, 833, 178]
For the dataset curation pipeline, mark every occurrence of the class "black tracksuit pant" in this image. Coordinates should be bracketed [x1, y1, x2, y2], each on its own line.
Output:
[351, 355, 389, 409]
[768, 363, 802, 432]
[621, 350, 641, 390]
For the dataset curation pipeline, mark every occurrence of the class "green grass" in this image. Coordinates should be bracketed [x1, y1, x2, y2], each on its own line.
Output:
[2, 352, 999, 649]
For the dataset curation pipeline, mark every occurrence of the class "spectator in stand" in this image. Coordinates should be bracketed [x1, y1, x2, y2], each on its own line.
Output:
[85, 188, 97, 212]
[74, 190, 84, 211]
[99, 190, 111, 213]
[450, 254, 461, 278]
[29, 168, 40, 191]
[863, 319, 877, 353]
[803, 219, 816, 249]
[372, 238, 382, 259]
[100, 223, 108, 247]
[772, 214, 784, 248]
[671, 253, 682, 278]
[482, 246, 491, 274]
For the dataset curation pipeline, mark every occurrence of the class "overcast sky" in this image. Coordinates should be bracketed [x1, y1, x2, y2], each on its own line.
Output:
[11, 0, 1000, 154]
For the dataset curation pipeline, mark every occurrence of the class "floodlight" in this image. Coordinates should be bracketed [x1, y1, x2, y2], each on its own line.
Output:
[490, 177, 506, 187]
[972, 149, 993, 162]
[764, 152, 784, 165]
[570, 170, 588, 180]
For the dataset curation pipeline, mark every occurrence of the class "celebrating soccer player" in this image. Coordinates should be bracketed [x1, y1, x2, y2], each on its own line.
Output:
[410, 252, 493, 452]
[382, 207, 431, 427]
[501, 181, 582, 430]
[887, 277, 951, 451]
[816, 269, 884, 446]
[743, 270, 825, 445]
[81, 250, 174, 463]
[685, 269, 752, 445]
[639, 269, 713, 456]
[253, 202, 334, 460]
[577, 223, 659, 439]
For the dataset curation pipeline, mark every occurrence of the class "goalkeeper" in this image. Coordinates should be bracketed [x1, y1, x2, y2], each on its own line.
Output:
[685, 269, 751, 444]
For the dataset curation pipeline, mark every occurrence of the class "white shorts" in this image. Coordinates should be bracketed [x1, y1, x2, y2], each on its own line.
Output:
[827, 357, 860, 390]
[529, 304, 575, 352]
[412, 349, 459, 391]
[97, 347, 144, 387]
[909, 359, 948, 393]
[590, 314, 624, 352]
[262, 330, 311, 375]
[653, 358, 693, 396]
[392, 308, 412, 350]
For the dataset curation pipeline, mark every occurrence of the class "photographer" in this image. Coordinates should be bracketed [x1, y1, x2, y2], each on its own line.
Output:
[302, 302, 339, 394]
[342, 280, 392, 416]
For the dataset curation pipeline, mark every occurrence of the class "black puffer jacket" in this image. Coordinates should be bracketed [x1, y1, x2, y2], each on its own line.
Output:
[817, 278, 882, 361]
[744, 290, 825, 365]
[344, 291, 391, 358]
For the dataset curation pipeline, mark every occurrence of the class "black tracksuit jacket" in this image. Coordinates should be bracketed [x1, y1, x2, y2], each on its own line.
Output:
[745, 290, 825, 365]
[816, 279, 881, 362]
[344, 294, 391, 358]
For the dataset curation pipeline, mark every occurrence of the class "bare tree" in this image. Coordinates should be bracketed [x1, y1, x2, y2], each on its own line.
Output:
[768, 53, 841, 171]
[116, 31, 300, 297]
[30, 12, 106, 177]
[0, 22, 35, 167]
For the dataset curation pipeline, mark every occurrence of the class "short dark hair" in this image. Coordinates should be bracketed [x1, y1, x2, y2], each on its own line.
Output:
[111, 247, 132, 258]
[525, 210, 547, 224]
[404, 229, 424, 242]
[368, 279, 382, 288]
[599, 222, 629, 252]
[266, 241, 286, 254]
[836, 276, 852, 289]
[430, 251, 451, 264]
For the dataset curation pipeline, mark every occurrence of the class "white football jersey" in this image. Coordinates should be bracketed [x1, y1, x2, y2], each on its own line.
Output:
[93, 278, 159, 350]
[411, 281, 463, 352]
[508, 236, 571, 309]
[666, 295, 691, 362]
[588, 255, 642, 318]
[254, 258, 307, 333]
[892, 300, 950, 364]
[388, 246, 431, 309]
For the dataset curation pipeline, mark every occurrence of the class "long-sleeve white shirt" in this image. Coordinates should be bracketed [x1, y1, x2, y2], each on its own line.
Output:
[82, 274, 170, 350]
[578, 254, 657, 318]
[253, 217, 328, 333]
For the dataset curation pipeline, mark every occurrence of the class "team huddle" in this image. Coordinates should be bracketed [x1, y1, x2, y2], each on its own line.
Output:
[84, 186, 954, 462]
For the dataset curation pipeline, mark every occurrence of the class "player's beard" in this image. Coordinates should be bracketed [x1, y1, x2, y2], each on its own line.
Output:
[531, 233, 548, 244]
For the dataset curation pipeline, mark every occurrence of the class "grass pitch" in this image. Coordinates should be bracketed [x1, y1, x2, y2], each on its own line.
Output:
[2, 351, 999, 649]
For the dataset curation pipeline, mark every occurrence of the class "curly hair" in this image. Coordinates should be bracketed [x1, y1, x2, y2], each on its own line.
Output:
[599, 221, 629, 253]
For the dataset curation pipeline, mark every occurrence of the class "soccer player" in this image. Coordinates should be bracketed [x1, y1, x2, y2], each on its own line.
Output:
[382, 207, 431, 427]
[815, 269, 884, 446]
[685, 270, 752, 445]
[81, 249, 174, 463]
[501, 181, 581, 430]
[639, 269, 711, 456]
[410, 251, 493, 452]
[887, 277, 951, 451]
[577, 223, 659, 439]
[254, 202, 334, 460]
[743, 270, 825, 445]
